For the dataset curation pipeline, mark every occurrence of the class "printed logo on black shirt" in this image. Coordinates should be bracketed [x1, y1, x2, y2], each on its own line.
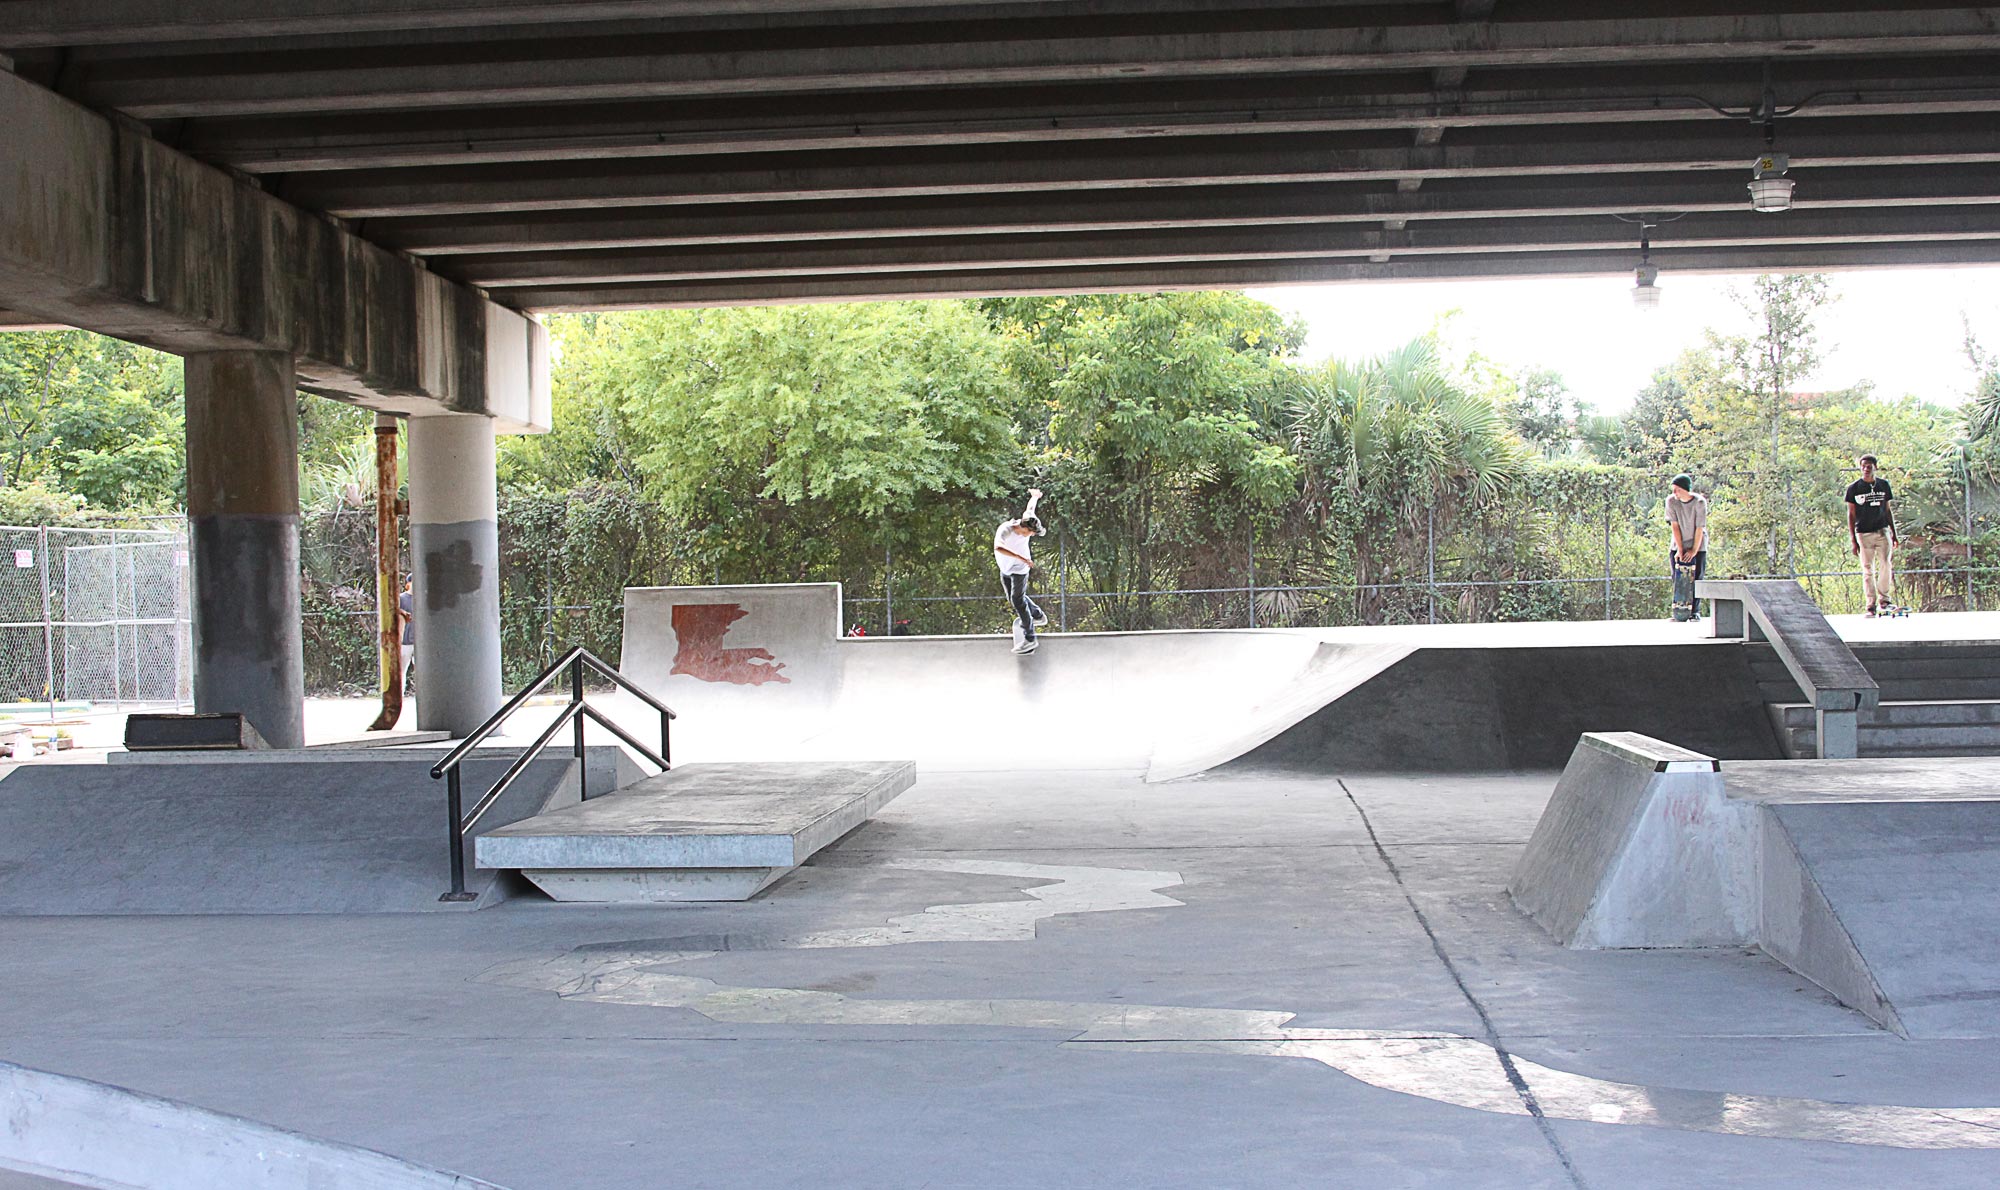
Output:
[1845, 478, 1893, 534]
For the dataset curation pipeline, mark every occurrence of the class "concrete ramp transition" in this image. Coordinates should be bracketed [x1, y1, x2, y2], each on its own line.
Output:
[1513, 740, 2000, 1037]
[620, 583, 1413, 778]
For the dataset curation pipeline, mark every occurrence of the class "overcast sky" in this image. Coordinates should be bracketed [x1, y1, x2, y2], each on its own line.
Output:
[1248, 264, 2000, 414]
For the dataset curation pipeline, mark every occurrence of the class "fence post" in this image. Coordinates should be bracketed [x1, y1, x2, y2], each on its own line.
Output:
[1058, 534, 1068, 632]
[1965, 445, 1976, 611]
[38, 526, 53, 722]
[1246, 522, 1256, 629]
[1785, 474, 1796, 577]
[1603, 492, 1613, 620]
[884, 538, 893, 635]
[109, 528, 122, 708]
[1425, 503, 1436, 625]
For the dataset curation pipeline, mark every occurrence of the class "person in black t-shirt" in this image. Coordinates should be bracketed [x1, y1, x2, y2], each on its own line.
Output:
[1845, 454, 1898, 616]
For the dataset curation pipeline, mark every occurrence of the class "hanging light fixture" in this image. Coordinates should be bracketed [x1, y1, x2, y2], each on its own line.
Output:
[1632, 259, 1662, 309]
[1615, 213, 1679, 310]
[1749, 152, 1794, 213]
[1688, 61, 1807, 212]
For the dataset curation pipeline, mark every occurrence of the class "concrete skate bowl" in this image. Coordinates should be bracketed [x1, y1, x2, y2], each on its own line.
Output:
[619, 582, 1412, 777]
[1228, 642, 1787, 772]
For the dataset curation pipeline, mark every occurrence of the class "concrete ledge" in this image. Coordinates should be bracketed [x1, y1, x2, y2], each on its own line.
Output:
[477, 760, 914, 902]
[0, 1060, 508, 1189]
[1580, 730, 1721, 772]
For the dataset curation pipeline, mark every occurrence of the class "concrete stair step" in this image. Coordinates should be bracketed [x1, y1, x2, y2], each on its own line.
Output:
[1775, 700, 2000, 728]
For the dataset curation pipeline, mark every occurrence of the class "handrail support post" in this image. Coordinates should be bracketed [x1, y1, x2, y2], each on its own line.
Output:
[440, 767, 476, 903]
[571, 654, 588, 800]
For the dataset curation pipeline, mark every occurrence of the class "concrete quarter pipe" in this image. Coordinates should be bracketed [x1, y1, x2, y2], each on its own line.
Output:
[618, 584, 1796, 778]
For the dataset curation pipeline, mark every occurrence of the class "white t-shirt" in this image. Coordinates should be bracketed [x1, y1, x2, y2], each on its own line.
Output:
[994, 519, 1032, 575]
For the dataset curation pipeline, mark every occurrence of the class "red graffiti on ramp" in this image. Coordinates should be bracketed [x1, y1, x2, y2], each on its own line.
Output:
[670, 604, 792, 686]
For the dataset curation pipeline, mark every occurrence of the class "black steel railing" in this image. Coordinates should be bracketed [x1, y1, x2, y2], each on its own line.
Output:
[431, 646, 674, 902]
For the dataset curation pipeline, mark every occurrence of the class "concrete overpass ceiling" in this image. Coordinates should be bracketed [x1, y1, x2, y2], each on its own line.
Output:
[7, 1, 2000, 310]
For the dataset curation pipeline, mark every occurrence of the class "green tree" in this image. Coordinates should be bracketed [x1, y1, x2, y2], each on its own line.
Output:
[1690, 274, 1834, 571]
[0, 331, 184, 507]
[524, 302, 1026, 587]
[1288, 336, 1528, 623]
[988, 292, 1303, 625]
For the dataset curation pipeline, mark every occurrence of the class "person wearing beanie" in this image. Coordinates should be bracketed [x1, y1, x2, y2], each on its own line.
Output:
[1667, 474, 1708, 621]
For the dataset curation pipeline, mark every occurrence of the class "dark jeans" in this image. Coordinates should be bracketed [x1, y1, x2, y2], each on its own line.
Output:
[1001, 571, 1042, 641]
[1669, 548, 1706, 616]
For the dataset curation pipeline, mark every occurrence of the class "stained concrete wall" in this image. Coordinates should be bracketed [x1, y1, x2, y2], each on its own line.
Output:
[1238, 643, 1784, 771]
[0, 70, 547, 429]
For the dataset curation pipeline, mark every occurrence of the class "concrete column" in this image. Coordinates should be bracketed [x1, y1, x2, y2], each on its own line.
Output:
[407, 412, 502, 736]
[184, 352, 305, 749]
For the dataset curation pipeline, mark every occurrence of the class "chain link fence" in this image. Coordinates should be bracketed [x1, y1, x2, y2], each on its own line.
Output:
[0, 525, 192, 715]
[11, 458, 1993, 701]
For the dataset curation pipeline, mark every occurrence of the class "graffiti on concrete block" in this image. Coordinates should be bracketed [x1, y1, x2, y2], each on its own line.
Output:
[670, 603, 791, 686]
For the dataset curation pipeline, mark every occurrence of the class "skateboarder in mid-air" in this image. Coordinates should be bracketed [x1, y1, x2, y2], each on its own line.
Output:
[1667, 474, 1708, 622]
[995, 488, 1049, 654]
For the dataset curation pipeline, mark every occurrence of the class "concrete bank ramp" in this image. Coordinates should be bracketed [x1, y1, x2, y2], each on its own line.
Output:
[0, 1059, 507, 1189]
[1728, 758, 2000, 1039]
[1514, 742, 2000, 1037]
[0, 753, 582, 914]
[621, 582, 1411, 777]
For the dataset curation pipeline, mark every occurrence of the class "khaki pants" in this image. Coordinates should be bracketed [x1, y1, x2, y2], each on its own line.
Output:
[1858, 531, 1894, 609]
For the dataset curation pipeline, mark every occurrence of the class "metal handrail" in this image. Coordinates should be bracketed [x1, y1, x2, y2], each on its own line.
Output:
[432, 646, 675, 902]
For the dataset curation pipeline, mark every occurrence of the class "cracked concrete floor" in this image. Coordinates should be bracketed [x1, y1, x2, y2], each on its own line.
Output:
[3, 767, 1998, 1189]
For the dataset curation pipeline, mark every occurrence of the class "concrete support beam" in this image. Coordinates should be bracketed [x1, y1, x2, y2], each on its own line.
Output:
[185, 351, 305, 750]
[453, 207, 2000, 288]
[374, 168, 2000, 256]
[66, 11, 2000, 120]
[507, 238, 2000, 311]
[292, 119, 2000, 219]
[0, 71, 548, 430]
[407, 413, 502, 737]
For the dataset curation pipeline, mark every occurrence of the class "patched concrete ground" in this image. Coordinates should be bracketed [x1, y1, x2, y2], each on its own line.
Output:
[4, 767, 1999, 1189]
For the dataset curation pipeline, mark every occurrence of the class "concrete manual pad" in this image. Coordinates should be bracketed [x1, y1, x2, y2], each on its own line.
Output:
[475, 760, 914, 902]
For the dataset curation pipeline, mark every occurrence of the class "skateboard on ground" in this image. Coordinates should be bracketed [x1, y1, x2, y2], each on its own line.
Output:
[1670, 554, 1698, 622]
[1871, 604, 1913, 618]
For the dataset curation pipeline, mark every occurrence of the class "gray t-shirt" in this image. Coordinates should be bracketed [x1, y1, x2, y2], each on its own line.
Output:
[1666, 492, 1708, 550]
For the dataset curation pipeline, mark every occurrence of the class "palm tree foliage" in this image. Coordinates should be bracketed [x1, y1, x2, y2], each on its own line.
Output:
[1287, 337, 1528, 618]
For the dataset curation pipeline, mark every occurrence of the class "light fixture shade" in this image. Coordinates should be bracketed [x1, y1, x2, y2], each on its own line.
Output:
[1632, 262, 1661, 309]
[1748, 176, 1795, 212]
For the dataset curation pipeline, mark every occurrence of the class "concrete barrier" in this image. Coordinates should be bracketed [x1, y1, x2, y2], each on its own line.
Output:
[0, 1060, 507, 1189]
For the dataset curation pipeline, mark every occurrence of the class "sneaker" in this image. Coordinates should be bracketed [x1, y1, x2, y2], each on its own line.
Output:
[1012, 639, 1038, 655]
[1030, 609, 1049, 627]
[1864, 606, 1878, 618]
